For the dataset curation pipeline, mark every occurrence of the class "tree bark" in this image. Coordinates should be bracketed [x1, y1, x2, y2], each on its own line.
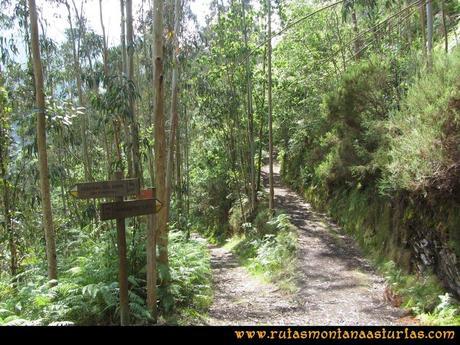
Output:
[99, 0, 109, 76]
[242, 0, 256, 213]
[351, 9, 361, 59]
[120, 0, 128, 76]
[0, 109, 17, 276]
[126, 0, 142, 182]
[441, 0, 448, 53]
[426, 0, 433, 63]
[119, 0, 133, 178]
[166, 0, 182, 218]
[267, 0, 275, 215]
[418, 2, 427, 58]
[99, 0, 113, 180]
[29, 0, 58, 281]
[149, 0, 168, 317]
[66, 0, 92, 182]
[155, 2, 171, 294]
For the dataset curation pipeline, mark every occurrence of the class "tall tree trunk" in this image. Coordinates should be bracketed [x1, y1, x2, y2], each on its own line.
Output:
[267, 0, 275, 215]
[242, 0, 256, 213]
[184, 99, 190, 238]
[257, 46, 267, 193]
[99, 0, 109, 76]
[120, 0, 133, 177]
[120, 0, 128, 76]
[99, 0, 113, 180]
[351, 9, 361, 59]
[418, 2, 427, 58]
[175, 120, 182, 227]
[441, 0, 448, 53]
[29, 0, 58, 281]
[126, 0, 142, 182]
[122, 118, 133, 177]
[166, 0, 182, 217]
[0, 123, 17, 276]
[149, 0, 167, 318]
[66, 0, 92, 182]
[426, 0, 433, 64]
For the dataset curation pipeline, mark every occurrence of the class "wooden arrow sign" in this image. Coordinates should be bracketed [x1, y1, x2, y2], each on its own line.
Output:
[100, 198, 160, 221]
[70, 178, 140, 199]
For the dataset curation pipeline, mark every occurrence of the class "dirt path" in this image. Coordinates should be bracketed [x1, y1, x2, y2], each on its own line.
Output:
[205, 163, 414, 325]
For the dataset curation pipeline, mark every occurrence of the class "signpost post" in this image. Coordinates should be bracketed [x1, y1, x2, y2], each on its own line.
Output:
[70, 174, 161, 326]
[113, 172, 130, 326]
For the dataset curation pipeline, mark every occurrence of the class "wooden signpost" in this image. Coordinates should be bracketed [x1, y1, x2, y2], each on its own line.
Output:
[69, 178, 140, 199]
[70, 175, 161, 326]
[100, 199, 157, 221]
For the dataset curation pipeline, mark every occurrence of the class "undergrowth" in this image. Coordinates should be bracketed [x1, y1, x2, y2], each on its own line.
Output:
[0, 225, 211, 325]
[224, 204, 298, 292]
[382, 261, 460, 326]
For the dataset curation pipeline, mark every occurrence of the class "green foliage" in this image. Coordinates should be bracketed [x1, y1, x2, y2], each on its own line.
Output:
[225, 204, 298, 292]
[166, 231, 212, 322]
[382, 261, 460, 325]
[319, 55, 398, 190]
[0, 225, 212, 325]
[379, 49, 460, 196]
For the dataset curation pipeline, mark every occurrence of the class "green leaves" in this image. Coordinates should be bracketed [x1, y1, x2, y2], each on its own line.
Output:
[91, 75, 139, 120]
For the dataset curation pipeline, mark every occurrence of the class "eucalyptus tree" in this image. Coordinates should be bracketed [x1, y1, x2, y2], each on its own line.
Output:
[126, 0, 142, 181]
[99, 0, 109, 76]
[440, 0, 448, 53]
[150, 0, 167, 319]
[241, 0, 257, 213]
[426, 0, 433, 63]
[62, 0, 92, 181]
[166, 0, 183, 216]
[120, 0, 128, 76]
[118, 0, 134, 178]
[29, 0, 57, 281]
[343, 0, 361, 58]
[267, 0, 275, 214]
[0, 85, 17, 276]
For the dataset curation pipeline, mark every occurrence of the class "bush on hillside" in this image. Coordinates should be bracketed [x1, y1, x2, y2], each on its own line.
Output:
[379, 49, 460, 199]
[317, 56, 398, 191]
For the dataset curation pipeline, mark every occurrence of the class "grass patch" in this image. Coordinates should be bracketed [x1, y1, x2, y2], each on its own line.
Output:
[225, 209, 298, 293]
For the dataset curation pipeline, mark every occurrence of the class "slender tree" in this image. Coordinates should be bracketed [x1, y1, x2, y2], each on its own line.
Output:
[149, 0, 168, 318]
[426, 0, 433, 63]
[166, 0, 182, 214]
[242, 0, 256, 213]
[418, 2, 427, 57]
[0, 85, 17, 276]
[99, 0, 109, 76]
[29, 0, 58, 281]
[267, 0, 275, 215]
[65, 0, 92, 182]
[126, 0, 142, 181]
[119, 0, 134, 177]
[154, 0, 171, 287]
[120, 0, 128, 76]
[441, 0, 448, 53]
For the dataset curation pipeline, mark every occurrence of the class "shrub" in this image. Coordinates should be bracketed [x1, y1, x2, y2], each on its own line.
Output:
[320, 55, 398, 191]
[379, 48, 460, 198]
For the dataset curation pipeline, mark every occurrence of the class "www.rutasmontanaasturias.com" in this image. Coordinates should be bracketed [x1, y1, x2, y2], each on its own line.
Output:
[234, 327, 456, 341]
